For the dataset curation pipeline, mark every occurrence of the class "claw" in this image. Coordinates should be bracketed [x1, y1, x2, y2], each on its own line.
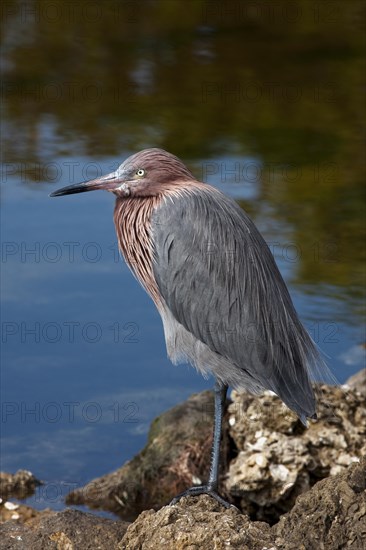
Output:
[169, 485, 238, 511]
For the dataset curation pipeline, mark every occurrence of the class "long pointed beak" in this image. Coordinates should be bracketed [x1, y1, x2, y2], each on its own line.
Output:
[49, 171, 121, 197]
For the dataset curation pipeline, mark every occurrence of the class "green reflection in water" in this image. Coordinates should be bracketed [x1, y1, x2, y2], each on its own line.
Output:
[2, 0, 365, 320]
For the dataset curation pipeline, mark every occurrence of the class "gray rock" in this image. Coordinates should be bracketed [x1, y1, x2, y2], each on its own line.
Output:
[119, 495, 272, 550]
[0, 509, 129, 550]
[120, 457, 366, 549]
[1, 375, 366, 549]
[0, 471, 41, 501]
[66, 381, 366, 524]
[2, 460, 364, 549]
[226, 384, 366, 522]
[275, 455, 366, 550]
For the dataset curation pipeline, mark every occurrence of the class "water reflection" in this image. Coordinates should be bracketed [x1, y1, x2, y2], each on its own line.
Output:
[3, 1, 364, 312]
[1, 0, 365, 512]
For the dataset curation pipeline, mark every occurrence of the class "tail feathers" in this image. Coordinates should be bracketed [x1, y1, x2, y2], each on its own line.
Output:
[260, 318, 339, 425]
[267, 362, 316, 426]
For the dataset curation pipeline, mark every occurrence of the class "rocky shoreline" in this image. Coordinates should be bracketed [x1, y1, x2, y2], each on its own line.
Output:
[1, 369, 365, 549]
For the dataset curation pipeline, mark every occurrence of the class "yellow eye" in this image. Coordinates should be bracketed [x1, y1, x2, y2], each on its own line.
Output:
[136, 169, 145, 177]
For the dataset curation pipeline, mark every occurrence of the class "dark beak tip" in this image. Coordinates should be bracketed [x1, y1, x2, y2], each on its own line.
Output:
[49, 184, 87, 197]
[49, 189, 68, 197]
[49, 188, 71, 198]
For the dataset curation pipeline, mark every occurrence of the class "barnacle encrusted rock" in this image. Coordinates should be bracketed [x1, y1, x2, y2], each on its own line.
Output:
[65, 381, 365, 524]
[226, 384, 366, 521]
[0, 470, 41, 501]
[120, 457, 366, 549]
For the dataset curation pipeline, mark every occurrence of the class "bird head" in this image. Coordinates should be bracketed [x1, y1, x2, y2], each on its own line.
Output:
[50, 148, 195, 199]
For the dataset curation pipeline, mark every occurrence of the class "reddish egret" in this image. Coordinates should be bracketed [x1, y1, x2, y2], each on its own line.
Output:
[50, 148, 329, 508]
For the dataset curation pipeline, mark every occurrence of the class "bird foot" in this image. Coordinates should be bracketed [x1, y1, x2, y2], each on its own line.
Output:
[169, 485, 236, 510]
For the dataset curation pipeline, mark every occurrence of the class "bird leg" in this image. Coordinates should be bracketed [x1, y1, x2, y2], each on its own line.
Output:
[169, 382, 234, 509]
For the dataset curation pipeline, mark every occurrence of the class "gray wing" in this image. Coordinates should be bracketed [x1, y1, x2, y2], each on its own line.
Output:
[151, 186, 320, 421]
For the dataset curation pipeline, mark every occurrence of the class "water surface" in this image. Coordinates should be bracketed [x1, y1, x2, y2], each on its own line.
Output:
[1, 0, 365, 512]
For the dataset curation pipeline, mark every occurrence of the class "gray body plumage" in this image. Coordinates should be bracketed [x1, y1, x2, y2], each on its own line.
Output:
[151, 186, 320, 423]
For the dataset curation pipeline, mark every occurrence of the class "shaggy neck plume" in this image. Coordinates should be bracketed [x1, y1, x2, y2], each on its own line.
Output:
[113, 181, 208, 305]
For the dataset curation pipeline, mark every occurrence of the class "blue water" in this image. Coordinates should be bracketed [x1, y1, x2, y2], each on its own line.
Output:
[1, 149, 364, 513]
